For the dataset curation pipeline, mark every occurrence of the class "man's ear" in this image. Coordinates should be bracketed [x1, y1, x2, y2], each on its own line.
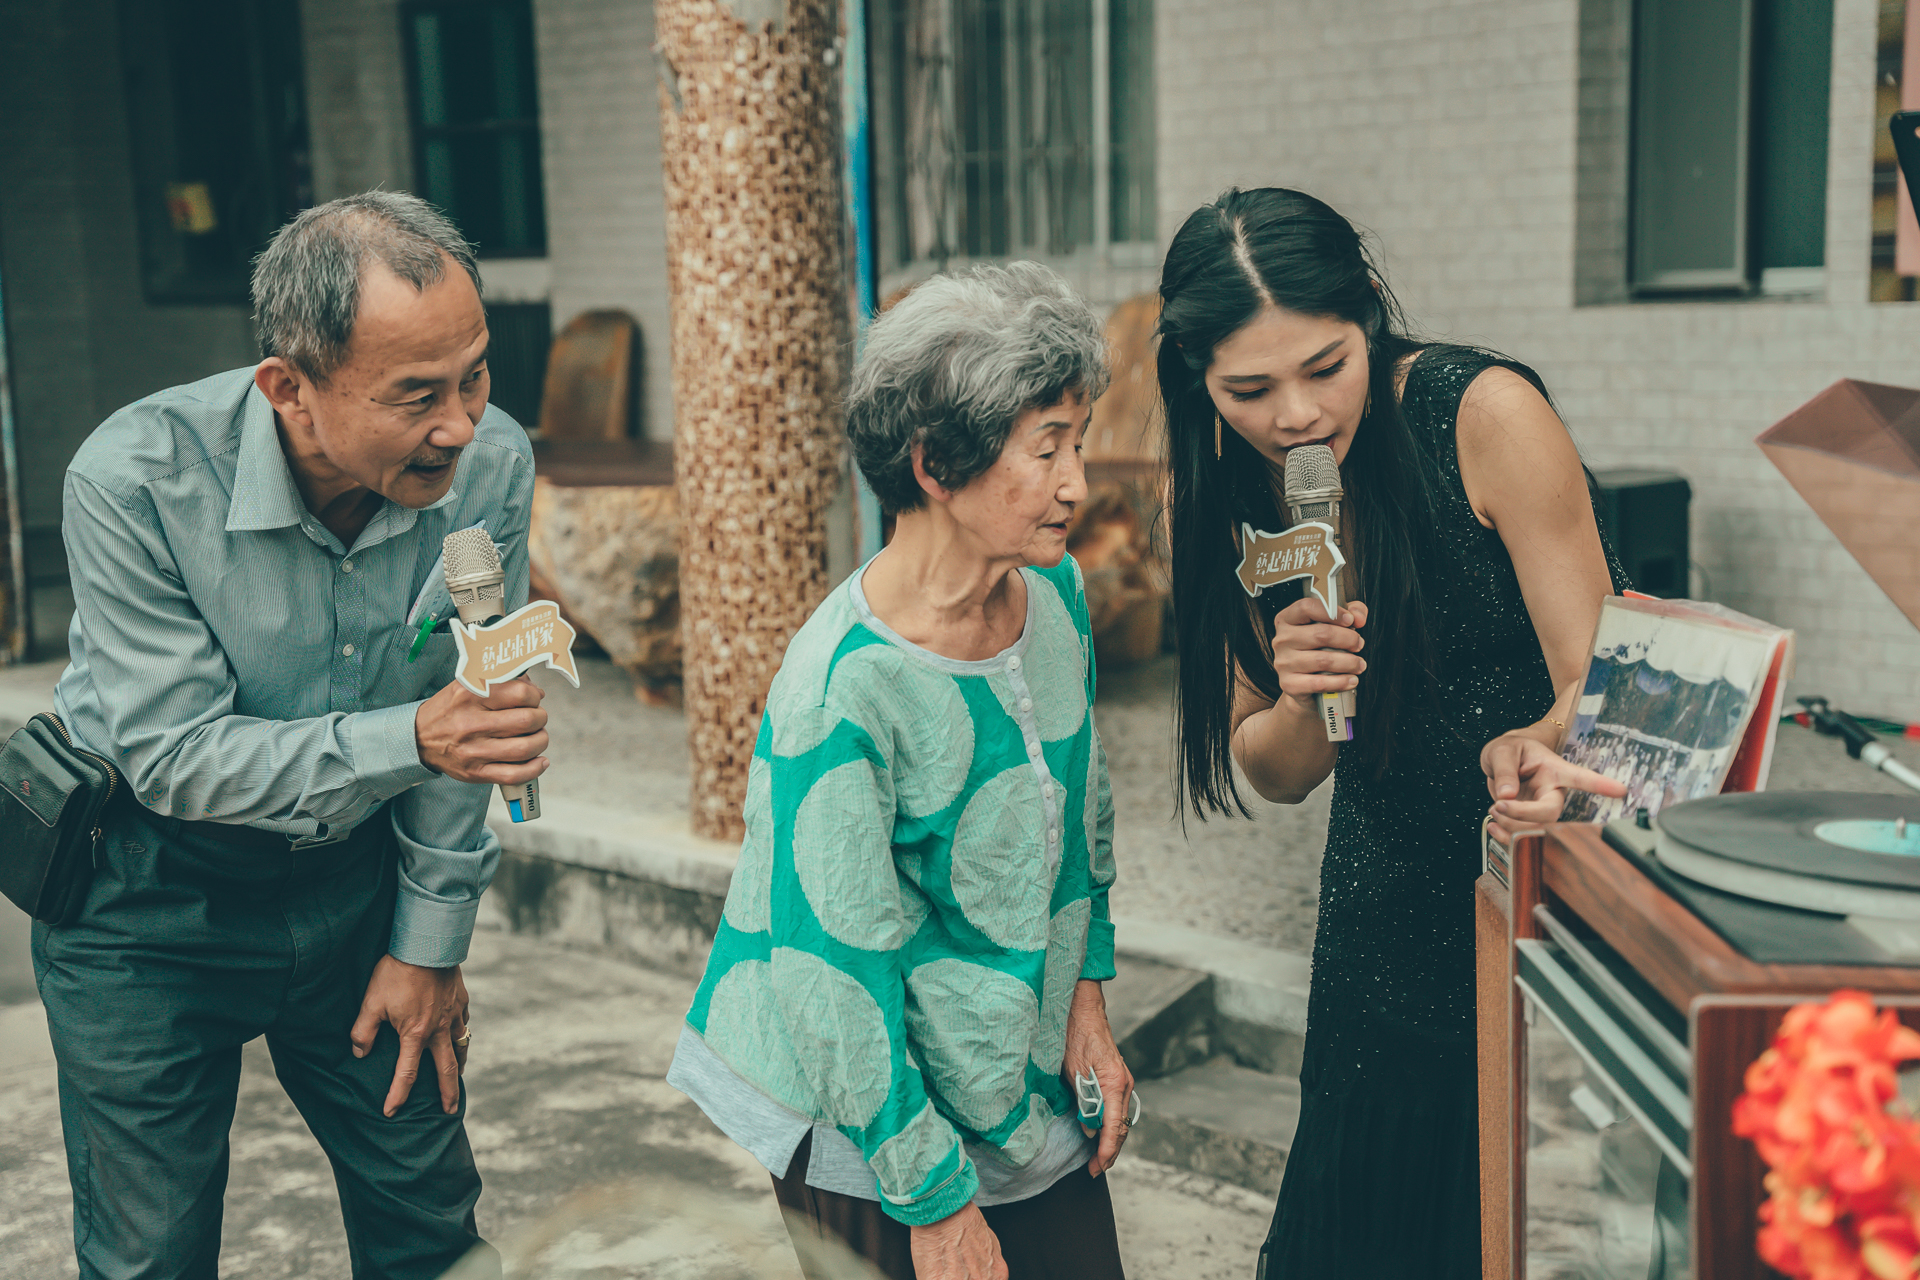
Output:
[254, 357, 313, 429]
[909, 439, 955, 504]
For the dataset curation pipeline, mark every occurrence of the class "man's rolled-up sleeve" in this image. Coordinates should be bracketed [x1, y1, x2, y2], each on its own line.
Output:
[385, 439, 534, 967]
[386, 778, 501, 967]
[62, 471, 435, 826]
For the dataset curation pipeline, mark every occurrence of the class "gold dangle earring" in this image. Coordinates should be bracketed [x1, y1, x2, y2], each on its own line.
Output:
[1214, 411, 1224, 459]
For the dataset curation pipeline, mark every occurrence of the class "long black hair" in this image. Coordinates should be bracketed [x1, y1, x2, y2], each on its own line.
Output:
[1162, 188, 1440, 817]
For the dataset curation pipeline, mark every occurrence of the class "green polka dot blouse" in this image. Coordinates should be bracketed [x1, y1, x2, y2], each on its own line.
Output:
[677, 556, 1117, 1225]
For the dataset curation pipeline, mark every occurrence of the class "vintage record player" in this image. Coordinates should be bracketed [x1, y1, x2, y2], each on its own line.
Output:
[1477, 371, 1920, 1279]
[1480, 792, 1920, 1280]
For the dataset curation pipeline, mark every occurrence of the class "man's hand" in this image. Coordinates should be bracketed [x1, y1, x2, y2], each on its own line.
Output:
[908, 1203, 1007, 1280]
[415, 676, 549, 785]
[1062, 978, 1135, 1177]
[1481, 730, 1627, 844]
[350, 955, 470, 1117]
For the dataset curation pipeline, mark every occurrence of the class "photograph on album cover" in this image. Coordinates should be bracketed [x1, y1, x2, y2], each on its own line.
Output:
[1558, 599, 1778, 824]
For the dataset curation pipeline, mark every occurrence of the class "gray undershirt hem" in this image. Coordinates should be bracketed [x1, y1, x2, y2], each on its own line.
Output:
[667, 1025, 1094, 1207]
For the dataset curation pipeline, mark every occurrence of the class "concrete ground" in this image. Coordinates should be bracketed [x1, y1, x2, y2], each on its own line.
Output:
[0, 654, 1281, 1280]
[0, 925, 1273, 1280]
[5, 649, 1920, 1278]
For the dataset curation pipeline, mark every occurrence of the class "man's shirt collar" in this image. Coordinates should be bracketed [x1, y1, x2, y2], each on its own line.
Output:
[225, 383, 308, 533]
[225, 382, 462, 546]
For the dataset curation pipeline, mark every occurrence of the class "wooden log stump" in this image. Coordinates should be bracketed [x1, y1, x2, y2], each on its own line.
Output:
[527, 477, 682, 704]
[1068, 477, 1169, 670]
[1071, 293, 1170, 670]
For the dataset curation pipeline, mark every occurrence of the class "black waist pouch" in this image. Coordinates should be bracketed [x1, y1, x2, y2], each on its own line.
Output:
[0, 712, 119, 924]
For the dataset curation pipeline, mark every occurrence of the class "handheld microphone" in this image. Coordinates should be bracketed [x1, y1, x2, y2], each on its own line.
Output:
[441, 528, 541, 821]
[1282, 445, 1354, 742]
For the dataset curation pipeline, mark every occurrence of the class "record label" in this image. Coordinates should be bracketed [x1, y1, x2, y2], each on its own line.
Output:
[1660, 792, 1920, 890]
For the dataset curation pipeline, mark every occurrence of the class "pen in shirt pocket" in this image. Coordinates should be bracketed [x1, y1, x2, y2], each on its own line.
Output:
[405, 520, 484, 661]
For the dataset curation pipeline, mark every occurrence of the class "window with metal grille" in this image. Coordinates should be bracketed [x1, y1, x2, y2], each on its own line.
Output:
[868, 0, 1155, 274]
[401, 0, 547, 258]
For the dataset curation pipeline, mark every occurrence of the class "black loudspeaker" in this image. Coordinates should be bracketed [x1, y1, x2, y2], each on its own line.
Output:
[1592, 469, 1691, 598]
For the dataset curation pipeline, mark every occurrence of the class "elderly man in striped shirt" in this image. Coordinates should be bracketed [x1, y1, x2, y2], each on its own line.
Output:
[34, 192, 548, 1280]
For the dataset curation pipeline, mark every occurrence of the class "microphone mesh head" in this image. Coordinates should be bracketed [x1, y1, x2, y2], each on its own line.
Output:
[443, 527, 505, 624]
[442, 527, 502, 581]
[1283, 444, 1342, 500]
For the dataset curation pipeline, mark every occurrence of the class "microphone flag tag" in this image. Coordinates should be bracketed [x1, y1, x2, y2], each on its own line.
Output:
[1234, 521, 1347, 614]
[450, 600, 583, 696]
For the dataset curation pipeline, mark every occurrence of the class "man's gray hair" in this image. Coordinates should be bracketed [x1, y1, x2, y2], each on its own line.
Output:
[848, 261, 1110, 513]
[251, 191, 482, 382]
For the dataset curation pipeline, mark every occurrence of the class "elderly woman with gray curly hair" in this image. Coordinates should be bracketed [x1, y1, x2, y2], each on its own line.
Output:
[667, 261, 1133, 1280]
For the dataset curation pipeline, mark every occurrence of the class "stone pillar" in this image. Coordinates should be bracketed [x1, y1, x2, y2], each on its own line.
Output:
[655, 0, 850, 841]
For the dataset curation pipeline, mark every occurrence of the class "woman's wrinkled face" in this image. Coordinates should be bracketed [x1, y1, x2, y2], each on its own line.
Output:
[940, 391, 1091, 568]
[1205, 304, 1370, 472]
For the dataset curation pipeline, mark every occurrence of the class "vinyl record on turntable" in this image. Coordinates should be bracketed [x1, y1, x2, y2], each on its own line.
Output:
[1656, 791, 1920, 919]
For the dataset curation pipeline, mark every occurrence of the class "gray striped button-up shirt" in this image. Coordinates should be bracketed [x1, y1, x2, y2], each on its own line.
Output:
[54, 366, 533, 967]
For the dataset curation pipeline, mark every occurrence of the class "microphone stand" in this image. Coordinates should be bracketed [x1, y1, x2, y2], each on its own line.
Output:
[1797, 696, 1920, 796]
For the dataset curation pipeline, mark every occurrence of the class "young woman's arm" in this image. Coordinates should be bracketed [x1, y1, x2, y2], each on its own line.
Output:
[1457, 367, 1626, 839]
[1229, 597, 1368, 804]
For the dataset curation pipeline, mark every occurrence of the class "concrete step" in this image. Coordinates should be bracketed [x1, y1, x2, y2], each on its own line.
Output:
[471, 796, 1315, 1197]
[1106, 955, 1213, 1080]
[477, 799, 1309, 1069]
[1102, 917, 1309, 1078]
[1131, 1056, 1301, 1197]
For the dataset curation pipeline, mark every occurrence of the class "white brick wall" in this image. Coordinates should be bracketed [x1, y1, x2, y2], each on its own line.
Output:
[1, 0, 257, 540]
[1158, 0, 1920, 721]
[532, 0, 674, 441]
[301, 0, 413, 200]
[301, 0, 674, 439]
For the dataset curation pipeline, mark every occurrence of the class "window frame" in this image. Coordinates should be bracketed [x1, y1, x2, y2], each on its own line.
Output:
[1624, 0, 1832, 299]
[398, 0, 548, 260]
[118, 0, 314, 305]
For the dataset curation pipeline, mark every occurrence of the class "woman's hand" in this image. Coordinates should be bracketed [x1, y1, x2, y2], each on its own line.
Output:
[909, 1203, 1008, 1280]
[1230, 596, 1369, 804]
[1481, 730, 1627, 844]
[1269, 596, 1368, 709]
[1062, 979, 1135, 1177]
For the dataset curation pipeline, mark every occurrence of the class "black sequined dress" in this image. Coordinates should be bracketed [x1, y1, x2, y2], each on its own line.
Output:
[1256, 347, 1628, 1278]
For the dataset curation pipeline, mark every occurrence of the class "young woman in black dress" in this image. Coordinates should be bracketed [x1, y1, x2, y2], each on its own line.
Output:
[1158, 187, 1631, 1276]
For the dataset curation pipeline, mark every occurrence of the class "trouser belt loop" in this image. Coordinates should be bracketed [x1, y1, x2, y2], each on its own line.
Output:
[289, 824, 348, 851]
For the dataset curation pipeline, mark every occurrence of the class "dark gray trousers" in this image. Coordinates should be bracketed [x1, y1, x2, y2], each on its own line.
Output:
[771, 1132, 1127, 1280]
[31, 800, 498, 1280]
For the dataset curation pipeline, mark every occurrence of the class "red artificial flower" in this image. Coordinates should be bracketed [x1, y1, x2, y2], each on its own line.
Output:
[1734, 991, 1920, 1280]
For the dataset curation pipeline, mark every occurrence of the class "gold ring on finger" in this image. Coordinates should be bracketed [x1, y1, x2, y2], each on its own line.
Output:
[455, 1031, 472, 1048]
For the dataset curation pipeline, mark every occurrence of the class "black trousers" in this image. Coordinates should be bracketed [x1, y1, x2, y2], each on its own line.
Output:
[31, 800, 498, 1280]
[771, 1132, 1127, 1280]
